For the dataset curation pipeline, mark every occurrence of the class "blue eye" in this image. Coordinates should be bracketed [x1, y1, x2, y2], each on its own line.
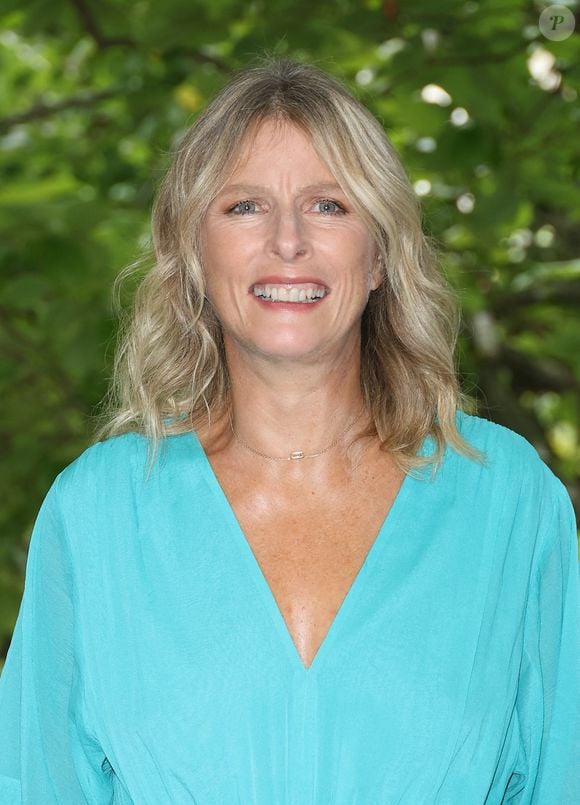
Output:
[315, 198, 347, 215]
[228, 198, 346, 215]
[228, 199, 257, 215]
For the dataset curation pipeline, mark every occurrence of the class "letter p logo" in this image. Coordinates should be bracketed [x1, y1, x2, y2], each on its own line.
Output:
[539, 5, 576, 40]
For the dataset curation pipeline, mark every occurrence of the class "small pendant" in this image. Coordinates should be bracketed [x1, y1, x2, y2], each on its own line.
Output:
[290, 450, 305, 460]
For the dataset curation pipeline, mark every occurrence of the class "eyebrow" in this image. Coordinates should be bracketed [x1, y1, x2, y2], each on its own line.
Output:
[219, 182, 344, 195]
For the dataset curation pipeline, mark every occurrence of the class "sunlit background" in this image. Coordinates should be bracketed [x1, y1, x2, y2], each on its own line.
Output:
[1, 0, 579, 665]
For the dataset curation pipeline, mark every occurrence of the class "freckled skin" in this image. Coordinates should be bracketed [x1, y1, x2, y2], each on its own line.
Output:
[197, 119, 396, 670]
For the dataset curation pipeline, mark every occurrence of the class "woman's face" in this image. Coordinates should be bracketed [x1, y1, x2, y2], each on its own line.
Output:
[200, 118, 381, 364]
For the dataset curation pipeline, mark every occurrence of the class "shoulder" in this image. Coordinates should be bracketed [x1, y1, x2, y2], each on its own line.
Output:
[455, 410, 541, 460]
[51, 430, 199, 508]
[51, 431, 152, 512]
[453, 413, 577, 565]
[453, 410, 568, 499]
[455, 410, 544, 465]
[56, 431, 146, 483]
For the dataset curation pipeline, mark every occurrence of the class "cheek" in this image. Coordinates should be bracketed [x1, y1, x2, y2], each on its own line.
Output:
[201, 230, 233, 276]
[339, 241, 375, 278]
[334, 229, 373, 259]
[208, 230, 256, 270]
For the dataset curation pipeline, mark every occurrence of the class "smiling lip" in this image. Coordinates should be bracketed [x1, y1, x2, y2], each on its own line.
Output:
[249, 275, 329, 292]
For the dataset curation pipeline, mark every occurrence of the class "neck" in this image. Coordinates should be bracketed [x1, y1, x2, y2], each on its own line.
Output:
[200, 339, 376, 485]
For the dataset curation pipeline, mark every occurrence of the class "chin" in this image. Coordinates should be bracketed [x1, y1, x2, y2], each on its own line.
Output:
[251, 339, 324, 360]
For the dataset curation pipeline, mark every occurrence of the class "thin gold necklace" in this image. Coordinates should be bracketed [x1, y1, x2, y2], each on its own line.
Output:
[228, 402, 366, 461]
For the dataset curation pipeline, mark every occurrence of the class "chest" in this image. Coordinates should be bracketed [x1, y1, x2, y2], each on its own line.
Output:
[207, 455, 405, 670]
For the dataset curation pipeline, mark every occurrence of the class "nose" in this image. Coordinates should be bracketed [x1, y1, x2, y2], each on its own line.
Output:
[267, 206, 310, 262]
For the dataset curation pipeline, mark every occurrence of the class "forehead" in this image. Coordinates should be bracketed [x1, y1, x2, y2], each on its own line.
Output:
[230, 118, 333, 174]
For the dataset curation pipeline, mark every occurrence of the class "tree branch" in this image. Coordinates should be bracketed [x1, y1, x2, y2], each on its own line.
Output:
[0, 88, 124, 133]
[491, 280, 580, 315]
[500, 344, 579, 394]
[68, 0, 136, 49]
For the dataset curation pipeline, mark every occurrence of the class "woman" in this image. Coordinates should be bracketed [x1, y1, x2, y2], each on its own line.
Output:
[0, 56, 578, 804]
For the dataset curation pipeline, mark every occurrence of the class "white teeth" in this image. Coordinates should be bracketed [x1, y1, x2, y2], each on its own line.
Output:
[252, 284, 327, 303]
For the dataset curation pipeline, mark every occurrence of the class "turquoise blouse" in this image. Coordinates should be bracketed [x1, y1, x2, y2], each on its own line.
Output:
[0, 411, 579, 803]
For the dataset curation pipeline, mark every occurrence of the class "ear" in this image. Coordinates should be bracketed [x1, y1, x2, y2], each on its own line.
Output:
[369, 252, 384, 292]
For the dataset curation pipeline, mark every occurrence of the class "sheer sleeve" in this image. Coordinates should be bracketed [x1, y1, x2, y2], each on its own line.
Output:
[0, 475, 114, 804]
[511, 471, 580, 803]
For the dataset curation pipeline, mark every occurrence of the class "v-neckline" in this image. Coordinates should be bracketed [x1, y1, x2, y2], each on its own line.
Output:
[189, 430, 424, 676]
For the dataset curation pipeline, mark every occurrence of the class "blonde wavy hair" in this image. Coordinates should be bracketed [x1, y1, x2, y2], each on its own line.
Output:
[91, 54, 486, 478]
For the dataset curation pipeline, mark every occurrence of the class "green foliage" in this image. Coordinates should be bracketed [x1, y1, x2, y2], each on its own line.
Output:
[1, 0, 579, 659]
